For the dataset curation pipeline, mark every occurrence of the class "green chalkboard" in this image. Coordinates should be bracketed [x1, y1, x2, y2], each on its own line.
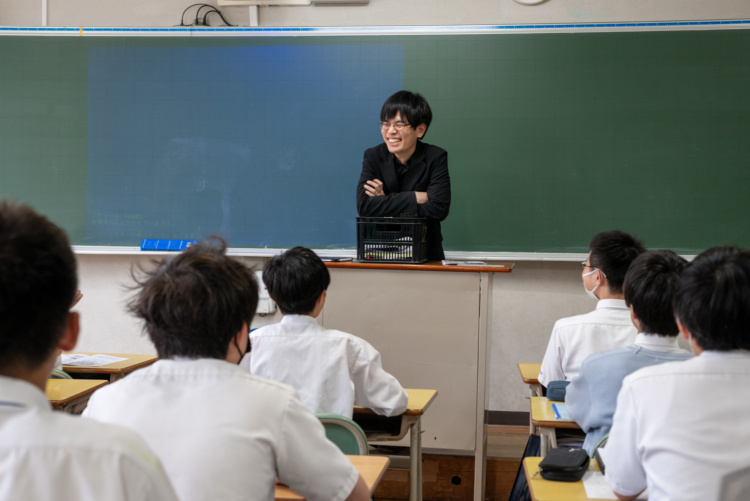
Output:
[1, 27, 749, 254]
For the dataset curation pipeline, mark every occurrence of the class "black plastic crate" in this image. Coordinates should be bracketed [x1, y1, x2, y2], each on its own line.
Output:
[356, 217, 428, 263]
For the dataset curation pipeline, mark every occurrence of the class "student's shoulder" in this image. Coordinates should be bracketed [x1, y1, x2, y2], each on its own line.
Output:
[621, 356, 695, 387]
[552, 309, 600, 329]
[51, 410, 161, 462]
[325, 327, 373, 347]
[580, 345, 634, 370]
[240, 370, 302, 397]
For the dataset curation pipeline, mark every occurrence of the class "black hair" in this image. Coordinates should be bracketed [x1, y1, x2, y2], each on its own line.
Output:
[623, 250, 688, 336]
[380, 90, 433, 137]
[0, 201, 78, 371]
[129, 237, 258, 359]
[262, 246, 330, 315]
[673, 246, 750, 351]
[589, 230, 646, 294]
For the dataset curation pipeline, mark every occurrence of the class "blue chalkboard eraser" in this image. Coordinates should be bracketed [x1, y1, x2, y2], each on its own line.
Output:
[140, 239, 198, 251]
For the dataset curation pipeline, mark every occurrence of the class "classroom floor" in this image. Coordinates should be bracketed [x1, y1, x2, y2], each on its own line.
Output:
[372, 425, 529, 501]
[487, 425, 529, 458]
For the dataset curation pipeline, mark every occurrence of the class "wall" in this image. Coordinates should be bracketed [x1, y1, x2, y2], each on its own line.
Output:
[4, 0, 743, 414]
[3, 0, 750, 28]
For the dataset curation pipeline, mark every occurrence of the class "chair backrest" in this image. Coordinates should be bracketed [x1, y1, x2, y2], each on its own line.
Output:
[315, 413, 369, 455]
[50, 368, 73, 380]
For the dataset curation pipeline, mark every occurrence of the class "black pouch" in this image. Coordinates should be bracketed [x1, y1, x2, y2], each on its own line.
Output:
[546, 380, 570, 402]
[539, 447, 590, 482]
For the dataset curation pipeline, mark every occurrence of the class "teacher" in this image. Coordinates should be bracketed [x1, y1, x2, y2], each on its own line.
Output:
[356, 90, 451, 261]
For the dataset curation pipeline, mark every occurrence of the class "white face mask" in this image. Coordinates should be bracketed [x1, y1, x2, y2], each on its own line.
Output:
[582, 269, 599, 300]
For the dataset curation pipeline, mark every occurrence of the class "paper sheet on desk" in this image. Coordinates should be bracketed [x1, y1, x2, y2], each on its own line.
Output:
[62, 354, 127, 367]
[552, 403, 571, 420]
[583, 471, 648, 500]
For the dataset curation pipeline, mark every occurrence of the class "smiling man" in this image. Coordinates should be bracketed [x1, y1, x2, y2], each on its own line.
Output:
[356, 90, 451, 260]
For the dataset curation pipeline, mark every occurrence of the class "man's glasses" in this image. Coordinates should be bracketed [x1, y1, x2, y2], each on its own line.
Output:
[379, 121, 411, 131]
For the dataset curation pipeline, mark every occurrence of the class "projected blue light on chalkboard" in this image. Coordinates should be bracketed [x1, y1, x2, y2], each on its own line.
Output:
[85, 44, 404, 247]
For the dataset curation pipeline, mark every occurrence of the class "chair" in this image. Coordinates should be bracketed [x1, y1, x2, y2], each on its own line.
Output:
[316, 413, 369, 455]
[50, 368, 73, 379]
[591, 433, 608, 456]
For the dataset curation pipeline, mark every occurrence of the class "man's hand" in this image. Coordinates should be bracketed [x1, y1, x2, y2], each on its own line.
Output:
[415, 191, 429, 204]
[364, 179, 385, 197]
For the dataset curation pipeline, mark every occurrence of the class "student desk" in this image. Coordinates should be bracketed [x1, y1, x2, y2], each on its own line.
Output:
[522, 457, 609, 501]
[46, 379, 108, 414]
[353, 388, 438, 501]
[324, 261, 512, 501]
[518, 363, 543, 397]
[62, 353, 157, 382]
[518, 363, 543, 434]
[531, 397, 580, 456]
[275, 455, 390, 500]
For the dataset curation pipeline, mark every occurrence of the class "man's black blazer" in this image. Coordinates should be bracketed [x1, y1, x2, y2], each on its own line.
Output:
[356, 141, 451, 261]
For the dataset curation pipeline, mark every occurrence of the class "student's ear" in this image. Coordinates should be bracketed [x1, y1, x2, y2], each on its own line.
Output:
[58, 312, 80, 352]
[596, 269, 606, 287]
[310, 290, 327, 319]
[415, 123, 427, 139]
[227, 322, 250, 364]
[236, 322, 249, 348]
[676, 317, 690, 340]
[629, 305, 641, 332]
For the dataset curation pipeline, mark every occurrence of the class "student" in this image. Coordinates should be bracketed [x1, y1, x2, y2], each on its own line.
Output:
[84, 240, 369, 501]
[0, 201, 177, 500]
[538, 230, 645, 386]
[243, 246, 408, 418]
[565, 250, 692, 455]
[356, 90, 451, 260]
[603, 246, 750, 501]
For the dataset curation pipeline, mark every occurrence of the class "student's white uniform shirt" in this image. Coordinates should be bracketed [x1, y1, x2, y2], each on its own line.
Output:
[0, 376, 177, 501]
[538, 299, 636, 386]
[602, 351, 750, 501]
[244, 314, 408, 418]
[84, 358, 359, 501]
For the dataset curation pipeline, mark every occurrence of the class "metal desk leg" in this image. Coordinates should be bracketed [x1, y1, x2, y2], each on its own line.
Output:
[529, 387, 537, 436]
[539, 427, 557, 457]
[409, 418, 422, 501]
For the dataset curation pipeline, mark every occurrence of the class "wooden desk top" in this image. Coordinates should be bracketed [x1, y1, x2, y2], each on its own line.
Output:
[523, 457, 608, 501]
[353, 388, 438, 416]
[275, 455, 390, 500]
[326, 261, 513, 273]
[518, 363, 542, 384]
[62, 353, 157, 374]
[530, 397, 581, 430]
[46, 379, 108, 407]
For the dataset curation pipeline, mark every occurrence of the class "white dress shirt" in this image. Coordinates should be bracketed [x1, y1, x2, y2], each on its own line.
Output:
[539, 299, 637, 386]
[602, 351, 750, 501]
[0, 376, 177, 501]
[84, 358, 358, 501]
[244, 315, 408, 418]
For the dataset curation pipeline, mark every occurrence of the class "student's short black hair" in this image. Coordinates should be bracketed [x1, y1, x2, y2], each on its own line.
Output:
[0, 201, 78, 371]
[380, 90, 433, 136]
[589, 230, 646, 294]
[262, 246, 330, 316]
[673, 246, 750, 351]
[129, 237, 258, 360]
[623, 250, 688, 336]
